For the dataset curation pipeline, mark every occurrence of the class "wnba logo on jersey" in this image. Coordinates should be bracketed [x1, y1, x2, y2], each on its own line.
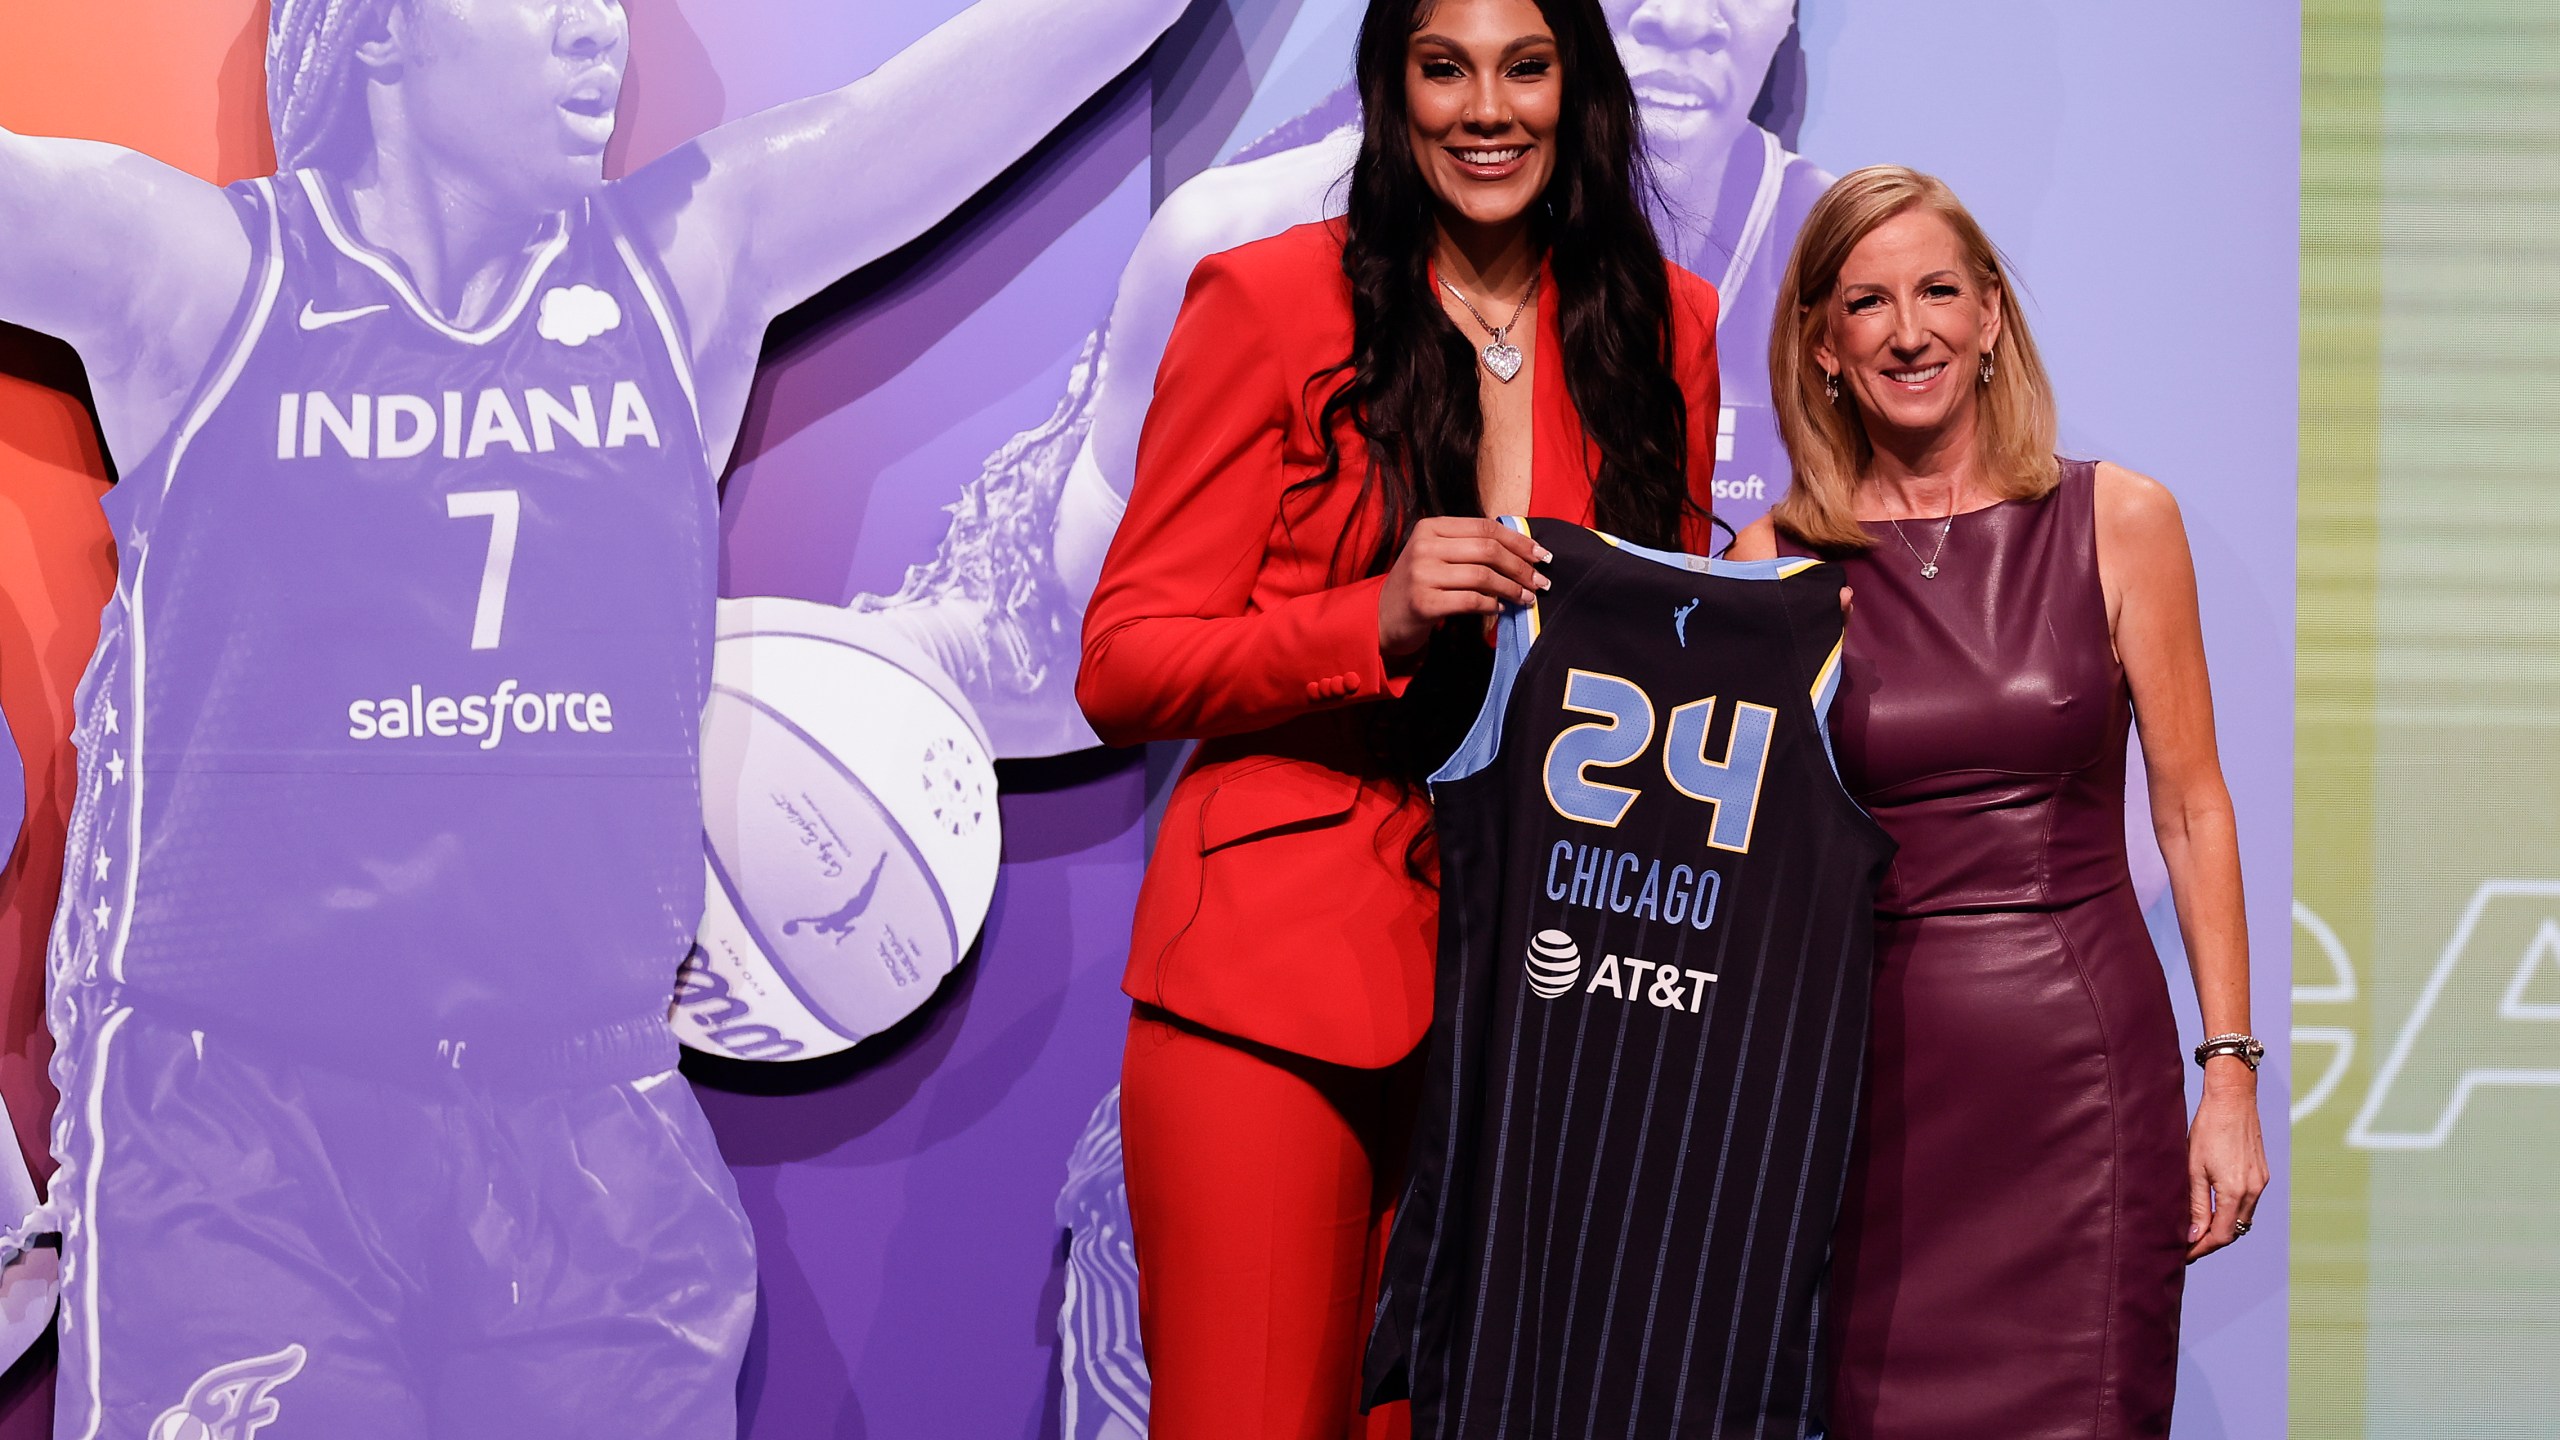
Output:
[147, 1343, 307, 1440]
[273, 381, 661, 461]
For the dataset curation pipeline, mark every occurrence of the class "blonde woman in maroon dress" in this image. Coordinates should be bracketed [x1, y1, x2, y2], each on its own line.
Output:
[1728, 166, 2270, 1439]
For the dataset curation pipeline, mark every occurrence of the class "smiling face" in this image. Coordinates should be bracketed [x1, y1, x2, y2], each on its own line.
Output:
[1600, 0, 1794, 154]
[1404, 0, 1564, 238]
[1814, 207, 2005, 444]
[369, 0, 627, 208]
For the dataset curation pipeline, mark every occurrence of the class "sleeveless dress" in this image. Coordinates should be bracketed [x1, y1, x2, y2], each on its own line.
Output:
[1782, 460, 2187, 1439]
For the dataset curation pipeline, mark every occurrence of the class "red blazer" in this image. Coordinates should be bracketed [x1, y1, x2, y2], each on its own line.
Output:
[1077, 220, 1722, 1069]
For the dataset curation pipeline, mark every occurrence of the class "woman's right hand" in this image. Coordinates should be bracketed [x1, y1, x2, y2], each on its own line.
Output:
[1378, 518, 1551, 657]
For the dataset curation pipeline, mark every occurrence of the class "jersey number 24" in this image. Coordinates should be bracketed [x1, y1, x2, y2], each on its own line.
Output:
[1542, 668, 1775, 853]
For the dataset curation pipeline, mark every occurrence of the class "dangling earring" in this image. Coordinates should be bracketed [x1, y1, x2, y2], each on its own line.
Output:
[1823, 371, 1841, 404]
[1979, 352, 1996, 385]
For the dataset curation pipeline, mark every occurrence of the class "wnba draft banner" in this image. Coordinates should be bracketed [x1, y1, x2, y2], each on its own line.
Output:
[2293, 1, 2560, 1435]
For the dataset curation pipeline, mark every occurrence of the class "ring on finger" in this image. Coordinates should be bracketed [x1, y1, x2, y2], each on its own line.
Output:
[2232, 1220, 2252, 1237]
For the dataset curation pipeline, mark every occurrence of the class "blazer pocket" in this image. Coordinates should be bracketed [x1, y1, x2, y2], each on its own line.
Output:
[1198, 757, 1363, 852]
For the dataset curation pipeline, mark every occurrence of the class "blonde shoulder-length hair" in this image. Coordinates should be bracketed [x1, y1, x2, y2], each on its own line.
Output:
[1767, 165, 2059, 551]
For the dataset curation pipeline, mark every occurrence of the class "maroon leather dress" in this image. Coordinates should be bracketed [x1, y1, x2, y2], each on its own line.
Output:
[1783, 460, 2187, 1438]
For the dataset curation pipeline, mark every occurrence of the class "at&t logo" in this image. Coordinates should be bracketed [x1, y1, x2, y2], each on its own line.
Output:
[1522, 931, 1718, 1014]
[1526, 930, 1582, 997]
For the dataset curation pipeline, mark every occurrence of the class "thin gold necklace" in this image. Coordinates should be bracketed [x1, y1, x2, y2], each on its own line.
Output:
[1885, 484, 1963, 580]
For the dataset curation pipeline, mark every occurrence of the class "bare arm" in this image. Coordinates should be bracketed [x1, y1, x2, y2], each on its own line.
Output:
[620, 0, 1187, 392]
[2094, 461, 2268, 1262]
[1725, 514, 1853, 619]
[0, 126, 248, 466]
[1085, 131, 1358, 487]
[1725, 513, 1780, 560]
[1054, 131, 1358, 602]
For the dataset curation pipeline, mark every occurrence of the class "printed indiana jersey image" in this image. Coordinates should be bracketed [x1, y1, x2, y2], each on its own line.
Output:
[68, 171, 718, 1045]
[43, 168, 756, 1440]
[1365, 520, 1893, 1440]
[5, 0, 1189, 1431]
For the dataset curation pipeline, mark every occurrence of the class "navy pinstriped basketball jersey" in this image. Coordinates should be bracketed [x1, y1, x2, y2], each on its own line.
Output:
[51, 170, 715, 1050]
[1365, 519, 1892, 1440]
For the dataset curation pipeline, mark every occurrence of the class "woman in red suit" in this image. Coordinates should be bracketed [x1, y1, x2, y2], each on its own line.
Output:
[1076, 1, 1725, 1435]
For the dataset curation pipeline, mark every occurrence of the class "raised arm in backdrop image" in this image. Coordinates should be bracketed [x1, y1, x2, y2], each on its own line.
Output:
[0, 0, 1182, 1436]
[834, 0, 1827, 760]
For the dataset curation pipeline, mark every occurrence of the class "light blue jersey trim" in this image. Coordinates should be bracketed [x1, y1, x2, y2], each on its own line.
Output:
[1805, 634, 1849, 783]
[1603, 530, 1826, 583]
[1428, 519, 1844, 788]
[1431, 597, 1537, 787]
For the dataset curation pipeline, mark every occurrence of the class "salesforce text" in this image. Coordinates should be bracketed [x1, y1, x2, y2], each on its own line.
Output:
[347, 681, 614, 749]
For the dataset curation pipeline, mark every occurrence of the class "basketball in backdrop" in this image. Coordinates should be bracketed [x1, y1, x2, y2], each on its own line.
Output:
[682, 597, 1002, 1062]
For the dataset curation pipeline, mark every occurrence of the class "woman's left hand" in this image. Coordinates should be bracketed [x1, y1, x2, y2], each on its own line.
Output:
[2185, 1078, 2269, 1262]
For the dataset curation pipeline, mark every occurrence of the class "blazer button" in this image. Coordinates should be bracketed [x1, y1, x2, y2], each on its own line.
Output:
[1306, 680, 1326, 701]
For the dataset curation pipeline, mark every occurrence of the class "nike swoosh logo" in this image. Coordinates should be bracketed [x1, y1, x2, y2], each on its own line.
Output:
[298, 301, 390, 331]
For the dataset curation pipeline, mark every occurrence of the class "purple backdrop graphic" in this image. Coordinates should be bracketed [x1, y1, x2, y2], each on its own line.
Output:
[662, 2, 2293, 1437]
[0, 0, 2299, 1433]
[0, 702, 30, 1381]
[0, 0, 2293, 1424]
[0, 0, 2292, 1433]
[4, 0, 1181, 1433]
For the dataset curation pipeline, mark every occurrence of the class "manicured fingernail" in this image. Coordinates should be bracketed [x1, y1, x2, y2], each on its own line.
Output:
[1535, 547, 1554, 563]
[1535, 575, 1553, 590]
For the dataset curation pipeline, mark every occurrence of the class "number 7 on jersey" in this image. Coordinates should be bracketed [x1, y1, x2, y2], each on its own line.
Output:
[446, 490, 521, 650]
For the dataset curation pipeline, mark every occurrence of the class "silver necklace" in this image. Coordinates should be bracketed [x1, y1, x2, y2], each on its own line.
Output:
[1439, 272, 1540, 383]
[1886, 488, 1962, 580]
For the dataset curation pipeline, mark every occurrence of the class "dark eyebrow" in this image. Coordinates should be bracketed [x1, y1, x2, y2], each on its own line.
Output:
[1409, 32, 1555, 58]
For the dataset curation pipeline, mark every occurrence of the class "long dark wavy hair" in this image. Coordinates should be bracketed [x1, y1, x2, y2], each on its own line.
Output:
[1301, 0, 1700, 580]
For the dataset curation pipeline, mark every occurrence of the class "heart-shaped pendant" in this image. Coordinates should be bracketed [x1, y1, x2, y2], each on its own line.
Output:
[1481, 341, 1524, 383]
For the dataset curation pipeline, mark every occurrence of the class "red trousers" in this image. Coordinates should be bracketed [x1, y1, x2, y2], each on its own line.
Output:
[1120, 1006, 1417, 1440]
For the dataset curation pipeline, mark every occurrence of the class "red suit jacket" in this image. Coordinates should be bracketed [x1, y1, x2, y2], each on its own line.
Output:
[1077, 221, 1722, 1069]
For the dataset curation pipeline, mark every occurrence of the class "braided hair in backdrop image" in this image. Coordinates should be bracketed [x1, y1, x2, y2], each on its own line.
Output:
[269, 0, 395, 171]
